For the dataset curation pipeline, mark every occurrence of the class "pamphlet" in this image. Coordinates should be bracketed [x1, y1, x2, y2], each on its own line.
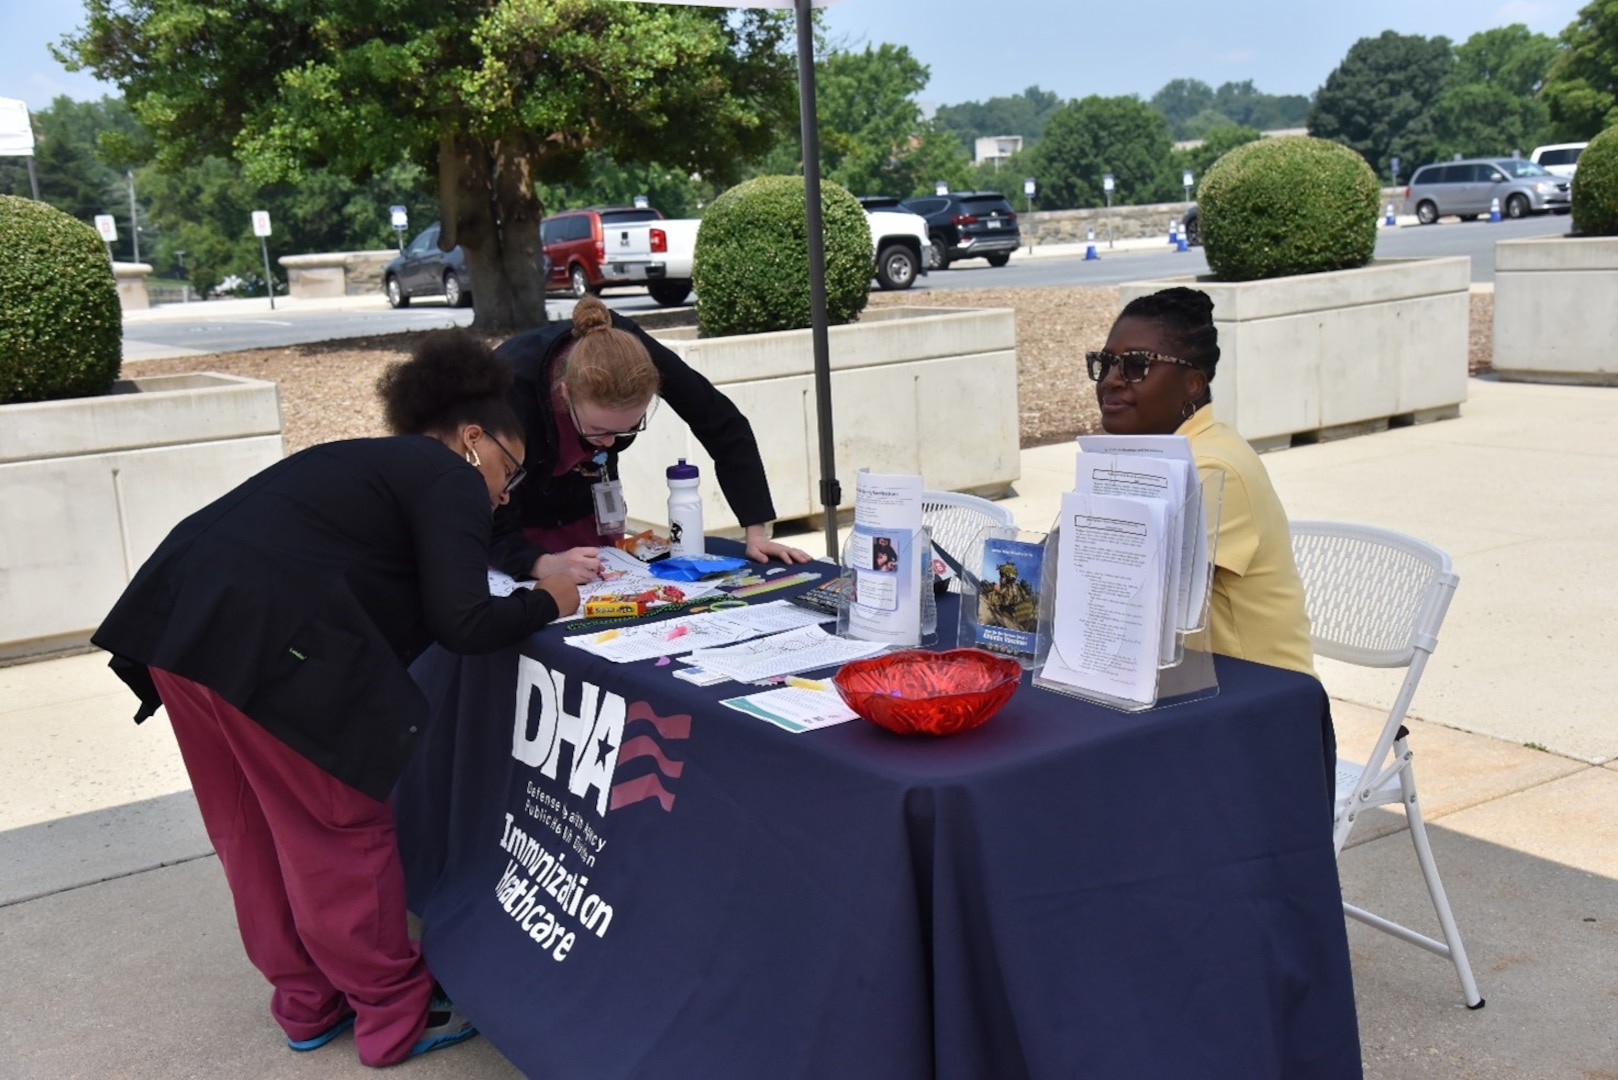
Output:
[720, 685, 860, 733]
[1040, 490, 1169, 707]
[973, 537, 1043, 664]
[844, 470, 925, 645]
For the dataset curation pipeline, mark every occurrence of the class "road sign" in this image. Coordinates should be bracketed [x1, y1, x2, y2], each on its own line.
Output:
[1182, 169, 1194, 189]
[633, 194, 649, 209]
[251, 210, 272, 237]
[94, 215, 117, 243]
[389, 204, 408, 230]
[1102, 174, 1115, 193]
[1023, 177, 1036, 198]
[935, 181, 948, 196]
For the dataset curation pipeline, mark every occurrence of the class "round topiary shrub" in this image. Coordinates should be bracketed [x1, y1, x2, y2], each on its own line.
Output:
[0, 195, 122, 405]
[1199, 136, 1380, 282]
[691, 175, 872, 338]
[1571, 126, 1618, 237]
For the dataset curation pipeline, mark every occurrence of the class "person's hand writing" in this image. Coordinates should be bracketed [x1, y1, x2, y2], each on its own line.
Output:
[536, 575, 581, 618]
[744, 525, 811, 565]
[532, 547, 601, 584]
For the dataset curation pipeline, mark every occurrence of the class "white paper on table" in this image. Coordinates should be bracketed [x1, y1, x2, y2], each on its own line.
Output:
[1075, 434, 1208, 630]
[720, 686, 860, 733]
[555, 546, 721, 621]
[1042, 491, 1169, 706]
[1074, 452, 1190, 660]
[563, 600, 830, 663]
[845, 470, 924, 644]
[488, 569, 536, 597]
[683, 624, 886, 682]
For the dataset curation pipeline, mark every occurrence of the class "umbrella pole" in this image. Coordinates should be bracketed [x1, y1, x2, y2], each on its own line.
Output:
[795, 0, 840, 561]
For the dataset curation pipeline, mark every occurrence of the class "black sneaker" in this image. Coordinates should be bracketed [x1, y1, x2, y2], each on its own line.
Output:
[407, 1003, 477, 1059]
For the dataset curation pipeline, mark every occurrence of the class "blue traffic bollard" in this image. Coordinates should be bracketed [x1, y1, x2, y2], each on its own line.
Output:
[1490, 198, 1501, 223]
[1176, 232, 1189, 253]
[1168, 218, 1178, 245]
[1085, 227, 1100, 261]
[1385, 203, 1396, 226]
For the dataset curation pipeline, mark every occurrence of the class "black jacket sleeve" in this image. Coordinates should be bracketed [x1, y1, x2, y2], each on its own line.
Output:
[412, 469, 559, 650]
[624, 316, 778, 528]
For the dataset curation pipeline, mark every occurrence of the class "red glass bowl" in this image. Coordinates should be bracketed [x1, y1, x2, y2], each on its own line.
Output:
[833, 648, 1022, 737]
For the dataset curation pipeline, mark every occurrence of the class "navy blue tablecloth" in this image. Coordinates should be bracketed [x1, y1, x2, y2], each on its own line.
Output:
[394, 576, 1360, 1080]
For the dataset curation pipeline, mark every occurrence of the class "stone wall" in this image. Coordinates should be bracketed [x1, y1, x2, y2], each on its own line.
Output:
[1021, 203, 1192, 245]
[279, 251, 396, 298]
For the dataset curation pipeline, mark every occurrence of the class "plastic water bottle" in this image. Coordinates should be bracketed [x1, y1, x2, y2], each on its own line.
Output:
[666, 458, 705, 557]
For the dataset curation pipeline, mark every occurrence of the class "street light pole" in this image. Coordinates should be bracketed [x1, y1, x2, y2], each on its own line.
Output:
[126, 170, 140, 263]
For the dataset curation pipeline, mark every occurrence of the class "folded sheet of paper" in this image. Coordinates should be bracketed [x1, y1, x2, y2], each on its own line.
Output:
[488, 569, 536, 597]
[564, 600, 832, 664]
[556, 546, 721, 620]
[1040, 490, 1169, 707]
[720, 685, 860, 733]
[684, 624, 886, 682]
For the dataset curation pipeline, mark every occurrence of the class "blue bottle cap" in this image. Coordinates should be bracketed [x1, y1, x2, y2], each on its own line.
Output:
[666, 458, 700, 480]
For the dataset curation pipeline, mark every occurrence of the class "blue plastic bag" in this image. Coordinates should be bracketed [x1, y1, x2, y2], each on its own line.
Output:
[648, 555, 749, 581]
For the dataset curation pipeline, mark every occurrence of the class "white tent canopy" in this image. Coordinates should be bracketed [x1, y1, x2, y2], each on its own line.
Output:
[0, 97, 36, 157]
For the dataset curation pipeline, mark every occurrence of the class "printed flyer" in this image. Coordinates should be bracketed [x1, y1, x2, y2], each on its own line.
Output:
[973, 537, 1043, 664]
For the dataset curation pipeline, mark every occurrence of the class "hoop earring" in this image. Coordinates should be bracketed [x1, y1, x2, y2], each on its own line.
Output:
[465, 448, 481, 468]
[1180, 400, 1198, 422]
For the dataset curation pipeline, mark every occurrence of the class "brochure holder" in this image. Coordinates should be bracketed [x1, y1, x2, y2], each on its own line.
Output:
[1031, 471, 1225, 712]
[837, 526, 937, 647]
[957, 527, 1050, 669]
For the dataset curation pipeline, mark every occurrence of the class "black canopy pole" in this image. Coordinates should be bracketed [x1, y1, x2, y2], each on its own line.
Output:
[794, 0, 840, 560]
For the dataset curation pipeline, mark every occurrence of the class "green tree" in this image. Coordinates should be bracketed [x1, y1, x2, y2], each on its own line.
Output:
[1431, 25, 1558, 158]
[933, 86, 1062, 151]
[0, 96, 142, 236]
[815, 43, 963, 196]
[62, 0, 797, 331]
[1543, 0, 1618, 139]
[1308, 31, 1454, 178]
[1029, 96, 1175, 209]
[1213, 80, 1311, 131]
[1173, 125, 1265, 193]
[1150, 79, 1216, 138]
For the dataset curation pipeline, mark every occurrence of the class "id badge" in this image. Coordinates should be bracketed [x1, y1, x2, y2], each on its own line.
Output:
[592, 479, 627, 536]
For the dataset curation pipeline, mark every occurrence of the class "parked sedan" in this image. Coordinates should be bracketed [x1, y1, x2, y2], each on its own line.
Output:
[383, 223, 473, 308]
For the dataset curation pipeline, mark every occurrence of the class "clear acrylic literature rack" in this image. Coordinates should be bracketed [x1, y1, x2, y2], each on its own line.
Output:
[836, 526, 939, 647]
[956, 526, 1050, 669]
[1029, 471, 1225, 712]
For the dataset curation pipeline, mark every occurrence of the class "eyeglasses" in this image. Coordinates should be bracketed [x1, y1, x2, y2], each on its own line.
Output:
[567, 398, 654, 442]
[486, 433, 527, 494]
[1085, 349, 1199, 384]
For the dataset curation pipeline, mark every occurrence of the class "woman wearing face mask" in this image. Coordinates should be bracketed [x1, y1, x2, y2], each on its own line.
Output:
[491, 296, 809, 584]
[92, 330, 579, 1068]
[1089, 287, 1314, 677]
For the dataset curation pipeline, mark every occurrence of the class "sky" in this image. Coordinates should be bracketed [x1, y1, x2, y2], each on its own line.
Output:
[0, 0, 1588, 117]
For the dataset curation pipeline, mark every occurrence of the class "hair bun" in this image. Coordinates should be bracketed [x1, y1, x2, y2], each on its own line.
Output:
[1160, 286, 1214, 324]
[571, 295, 613, 338]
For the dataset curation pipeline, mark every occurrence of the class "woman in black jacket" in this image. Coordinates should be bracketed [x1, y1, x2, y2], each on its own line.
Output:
[93, 331, 578, 1067]
[491, 296, 809, 582]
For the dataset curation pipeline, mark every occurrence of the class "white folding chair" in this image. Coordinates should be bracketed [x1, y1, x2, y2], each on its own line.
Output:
[1289, 520, 1484, 1009]
[921, 490, 1016, 592]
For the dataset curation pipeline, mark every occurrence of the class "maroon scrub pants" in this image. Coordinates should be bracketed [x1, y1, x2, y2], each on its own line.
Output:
[150, 668, 434, 1066]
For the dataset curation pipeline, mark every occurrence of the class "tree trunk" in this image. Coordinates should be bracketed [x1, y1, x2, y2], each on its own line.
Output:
[437, 133, 551, 335]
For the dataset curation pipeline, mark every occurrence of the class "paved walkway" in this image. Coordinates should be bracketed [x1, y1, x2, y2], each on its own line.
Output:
[2, 378, 1615, 1077]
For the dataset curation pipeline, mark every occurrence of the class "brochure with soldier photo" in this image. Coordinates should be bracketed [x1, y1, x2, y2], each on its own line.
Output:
[973, 537, 1043, 663]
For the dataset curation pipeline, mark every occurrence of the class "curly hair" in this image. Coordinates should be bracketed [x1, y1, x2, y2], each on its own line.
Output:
[1118, 287, 1221, 386]
[559, 295, 661, 409]
[376, 329, 522, 438]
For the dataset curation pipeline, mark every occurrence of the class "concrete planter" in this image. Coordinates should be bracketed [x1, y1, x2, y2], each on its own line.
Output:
[1119, 257, 1470, 451]
[618, 306, 1020, 532]
[112, 262, 153, 311]
[1493, 236, 1618, 385]
[0, 373, 284, 661]
[280, 251, 396, 298]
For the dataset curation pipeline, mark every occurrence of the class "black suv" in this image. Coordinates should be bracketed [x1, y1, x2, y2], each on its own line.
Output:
[898, 191, 1020, 268]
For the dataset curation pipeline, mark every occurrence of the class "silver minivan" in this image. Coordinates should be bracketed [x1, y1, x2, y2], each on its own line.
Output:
[1404, 158, 1571, 223]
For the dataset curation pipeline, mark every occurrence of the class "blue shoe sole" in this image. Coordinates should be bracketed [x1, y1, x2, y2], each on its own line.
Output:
[408, 1023, 478, 1059]
[287, 1013, 355, 1052]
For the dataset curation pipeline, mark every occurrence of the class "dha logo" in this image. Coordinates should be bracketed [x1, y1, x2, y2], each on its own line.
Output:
[511, 657, 624, 817]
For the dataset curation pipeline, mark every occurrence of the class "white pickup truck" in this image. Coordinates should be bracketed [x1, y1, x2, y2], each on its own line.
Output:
[606, 206, 935, 307]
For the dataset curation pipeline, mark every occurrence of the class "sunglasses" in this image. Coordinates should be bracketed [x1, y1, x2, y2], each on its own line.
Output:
[1085, 349, 1199, 384]
[567, 398, 653, 442]
[486, 433, 527, 494]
